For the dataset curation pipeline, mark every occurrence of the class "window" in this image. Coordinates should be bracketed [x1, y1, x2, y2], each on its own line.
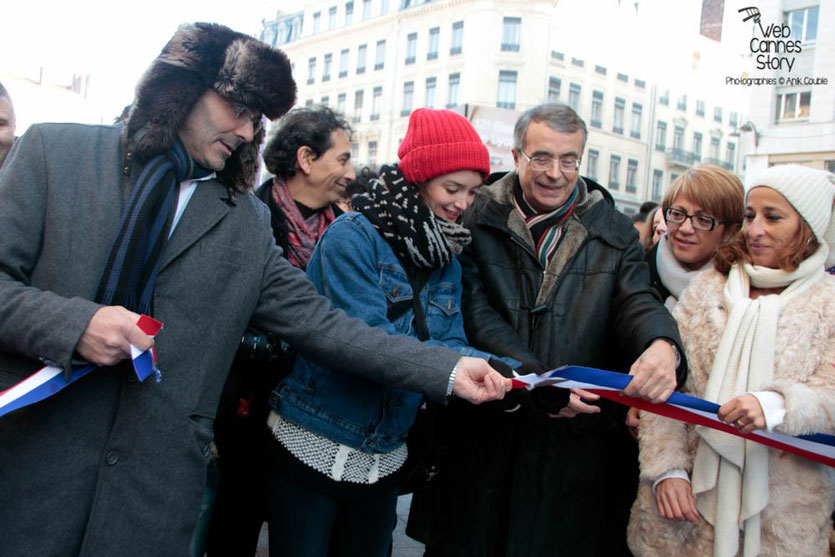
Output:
[321, 95, 329, 106]
[826, 160, 835, 174]
[677, 94, 687, 111]
[710, 136, 720, 160]
[427, 27, 439, 60]
[548, 77, 561, 101]
[655, 121, 667, 151]
[345, 1, 353, 25]
[659, 89, 669, 106]
[617, 72, 628, 82]
[594, 65, 607, 75]
[501, 17, 521, 51]
[786, 6, 818, 45]
[569, 83, 581, 112]
[375, 40, 386, 70]
[368, 140, 378, 162]
[307, 57, 316, 84]
[613, 97, 625, 134]
[609, 155, 621, 190]
[776, 91, 811, 120]
[692, 132, 702, 162]
[587, 149, 599, 180]
[631, 103, 642, 139]
[351, 142, 358, 159]
[381, 0, 389, 15]
[590, 91, 603, 128]
[652, 169, 663, 200]
[353, 89, 363, 122]
[635, 78, 646, 88]
[730, 111, 739, 128]
[713, 106, 723, 123]
[402, 81, 414, 116]
[362, 0, 372, 20]
[337, 93, 346, 114]
[339, 49, 349, 78]
[313, 11, 321, 34]
[725, 142, 735, 167]
[626, 159, 638, 193]
[371, 86, 382, 120]
[448, 72, 460, 107]
[571, 57, 584, 67]
[451, 21, 464, 55]
[497, 70, 517, 109]
[305, 99, 314, 107]
[405, 32, 417, 64]
[328, 6, 337, 30]
[673, 126, 684, 151]
[357, 44, 367, 73]
[696, 100, 705, 117]
[322, 53, 332, 81]
[425, 77, 437, 109]
[551, 50, 565, 61]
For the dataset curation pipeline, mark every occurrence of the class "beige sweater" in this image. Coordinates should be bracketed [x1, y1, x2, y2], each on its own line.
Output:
[627, 269, 835, 557]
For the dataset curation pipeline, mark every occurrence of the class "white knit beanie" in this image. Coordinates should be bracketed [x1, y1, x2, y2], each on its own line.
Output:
[746, 164, 835, 268]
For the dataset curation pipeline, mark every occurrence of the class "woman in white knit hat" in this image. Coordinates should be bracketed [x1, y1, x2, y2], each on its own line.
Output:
[628, 164, 835, 557]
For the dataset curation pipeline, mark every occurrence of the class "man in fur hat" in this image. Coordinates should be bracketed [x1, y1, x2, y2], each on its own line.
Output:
[0, 23, 509, 556]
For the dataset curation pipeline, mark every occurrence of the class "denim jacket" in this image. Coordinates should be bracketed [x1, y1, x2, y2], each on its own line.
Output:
[271, 212, 516, 453]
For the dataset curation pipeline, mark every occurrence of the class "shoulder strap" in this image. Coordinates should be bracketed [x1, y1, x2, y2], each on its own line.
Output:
[386, 265, 432, 341]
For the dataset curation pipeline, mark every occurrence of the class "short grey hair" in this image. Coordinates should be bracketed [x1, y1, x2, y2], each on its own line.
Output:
[513, 102, 587, 153]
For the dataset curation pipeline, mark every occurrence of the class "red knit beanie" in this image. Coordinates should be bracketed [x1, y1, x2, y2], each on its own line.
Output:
[397, 108, 491, 184]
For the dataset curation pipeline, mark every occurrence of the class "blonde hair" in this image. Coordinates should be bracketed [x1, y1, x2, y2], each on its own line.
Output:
[662, 164, 745, 230]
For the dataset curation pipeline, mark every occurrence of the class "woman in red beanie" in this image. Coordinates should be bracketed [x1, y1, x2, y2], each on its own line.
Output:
[263, 109, 542, 557]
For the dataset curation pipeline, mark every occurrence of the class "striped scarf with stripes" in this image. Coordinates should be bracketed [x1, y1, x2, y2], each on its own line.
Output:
[512, 181, 578, 268]
[94, 138, 210, 315]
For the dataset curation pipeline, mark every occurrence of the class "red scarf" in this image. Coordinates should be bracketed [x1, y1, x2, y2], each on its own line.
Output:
[271, 178, 336, 270]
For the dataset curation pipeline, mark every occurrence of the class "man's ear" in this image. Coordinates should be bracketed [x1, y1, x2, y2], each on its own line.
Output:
[511, 148, 520, 168]
[296, 145, 315, 175]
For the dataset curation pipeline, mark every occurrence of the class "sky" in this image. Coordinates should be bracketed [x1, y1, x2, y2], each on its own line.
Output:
[4, 1, 280, 123]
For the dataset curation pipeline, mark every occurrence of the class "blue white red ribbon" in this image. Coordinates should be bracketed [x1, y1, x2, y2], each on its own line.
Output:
[512, 365, 835, 468]
[0, 315, 163, 419]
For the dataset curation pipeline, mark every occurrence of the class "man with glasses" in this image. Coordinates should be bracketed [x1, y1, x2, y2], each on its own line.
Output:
[408, 103, 686, 556]
[0, 23, 509, 556]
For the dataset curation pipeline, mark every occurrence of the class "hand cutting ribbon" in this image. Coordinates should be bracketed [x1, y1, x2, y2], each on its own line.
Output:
[0, 315, 163, 419]
[513, 365, 835, 468]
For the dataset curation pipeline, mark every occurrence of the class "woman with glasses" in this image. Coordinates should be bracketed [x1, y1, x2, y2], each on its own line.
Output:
[647, 165, 745, 310]
[628, 164, 835, 557]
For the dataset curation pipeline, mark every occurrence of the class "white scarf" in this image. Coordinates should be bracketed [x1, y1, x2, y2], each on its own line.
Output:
[691, 245, 827, 557]
[655, 235, 713, 311]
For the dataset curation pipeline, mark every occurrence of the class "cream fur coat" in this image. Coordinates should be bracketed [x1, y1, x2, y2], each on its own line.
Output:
[627, 268, 835, 556]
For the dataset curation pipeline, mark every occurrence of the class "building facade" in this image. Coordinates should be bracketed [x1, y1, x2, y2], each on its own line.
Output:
[260, 0, 753, 212]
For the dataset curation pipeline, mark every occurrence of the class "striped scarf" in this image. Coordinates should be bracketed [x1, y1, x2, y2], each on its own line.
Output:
[512, 181, 578, 267]
[95, 138, 209, 315]
[270, 177, 336, 270]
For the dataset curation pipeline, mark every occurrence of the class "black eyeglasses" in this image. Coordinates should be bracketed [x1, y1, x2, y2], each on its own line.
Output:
[230, 101, 263, 134]
[664, 207, 725, 231]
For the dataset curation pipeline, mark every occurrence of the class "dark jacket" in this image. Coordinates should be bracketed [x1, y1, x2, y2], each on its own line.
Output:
[407, 172, 685, 557]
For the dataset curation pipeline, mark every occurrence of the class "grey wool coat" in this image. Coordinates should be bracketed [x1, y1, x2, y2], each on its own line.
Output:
[0, 123, 460, 556]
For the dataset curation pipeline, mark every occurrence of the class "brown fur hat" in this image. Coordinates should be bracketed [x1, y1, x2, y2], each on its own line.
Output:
[124, 22, 296, 191]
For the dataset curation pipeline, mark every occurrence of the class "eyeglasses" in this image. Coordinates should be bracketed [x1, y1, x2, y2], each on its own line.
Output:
[519, 150, 580, 174]
[664, 207, 724, 231]
[230, 101, 263, 134]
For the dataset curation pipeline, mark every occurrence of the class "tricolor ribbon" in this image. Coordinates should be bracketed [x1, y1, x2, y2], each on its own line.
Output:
[0, 315, 163, 419]
[512, 365, 835, 468]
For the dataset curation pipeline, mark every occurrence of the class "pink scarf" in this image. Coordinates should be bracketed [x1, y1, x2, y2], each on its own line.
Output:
[270, 178, 336, 269]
